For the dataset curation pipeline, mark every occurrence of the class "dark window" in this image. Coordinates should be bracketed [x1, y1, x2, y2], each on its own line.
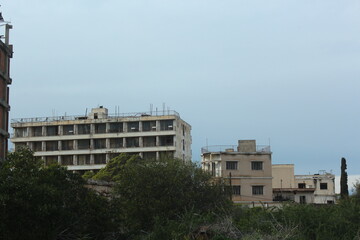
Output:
[62, 140, 73, 150]
[45, 156, 58, 166]
[46, 126, 58, 136]
[300, 195, 306, 204]
[61, 155, 73, 165]
[127, 122, 139, 132]
[46, 141, 58, 151]
[143, 136, 156, 147]
[32, 142, 42, 151]
[78, 155, 90, 165]
[226, 161, 238, 170]
[142, 121, 156, 131]
[160, 120, 173, 131]
[320, 183, 328, 190]
[233, 186, 241, 195]
[251, 161, 263, 170]
[95, 123, 106, 134]
[94, 139, 106, 149]
[110, 138, 123, 148]
[143, 152, 157, 160]
[252, 186, 264, 195]
[298, 183, 306, 189]
[15, 128, 27, 137]
[78, 139, 90, 149]
[63, 125, 74, 135]
[32, 127, 42, 136]
[94, 154, 106, 164]
[159, 135, 174, 146]
[78, 124, 90, 134]
[126, 137, 139, 148]
[159, 151, 174, 159]
[109, 122, 123, 133]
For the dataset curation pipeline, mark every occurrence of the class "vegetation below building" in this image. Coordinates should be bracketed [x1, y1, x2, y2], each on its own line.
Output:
[0, 149, 359, 240]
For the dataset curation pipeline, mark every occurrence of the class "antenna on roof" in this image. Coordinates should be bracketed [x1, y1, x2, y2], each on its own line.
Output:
[85, 108, 87, 116]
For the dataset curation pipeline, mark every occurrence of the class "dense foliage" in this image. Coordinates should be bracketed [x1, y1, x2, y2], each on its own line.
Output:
[340, 157, 349, 199]
[1, 150, 360, 240]
[0, 148, 114, 240]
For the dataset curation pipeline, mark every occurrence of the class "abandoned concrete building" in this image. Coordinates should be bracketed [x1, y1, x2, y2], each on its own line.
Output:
[11, 107, 192, 173]
[0, 20, 13, 161]
[201, 140, 273, 203]
[272, 164, 336, 204]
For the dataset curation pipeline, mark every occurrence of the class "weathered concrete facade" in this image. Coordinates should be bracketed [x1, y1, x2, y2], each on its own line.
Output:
[11, 107, 192, 173]
[201, 140, 272, 203]
[0, 22, 13, 160]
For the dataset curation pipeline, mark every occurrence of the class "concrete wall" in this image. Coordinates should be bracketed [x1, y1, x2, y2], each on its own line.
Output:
[272, 164, 295, 188]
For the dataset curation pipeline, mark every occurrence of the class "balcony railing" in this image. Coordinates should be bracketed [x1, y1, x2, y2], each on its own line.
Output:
[201, 145, 271, 154]
[11, 110, 180, 124]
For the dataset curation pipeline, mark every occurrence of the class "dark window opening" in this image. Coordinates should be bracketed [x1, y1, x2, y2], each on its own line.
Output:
[233, 186, 241, 195]
[32, 127, 42, 137]
[127, 122, 139, 132]
[251, 161, 263, 170]
[143, 152, 157, 160]
[62, 140, 73, 150]
[63, 125, 74, 135]
[126, 137, 139, 148]
[159, 135, 174, 146]
[94, 154, 106, 164]
[298, 183, 306, 189]
[78, 139, 90, 149]
[46, 126, 58, 136]
[78, 124, 90, 134]
[110, 138, 123, 148]
[226, 161, 238, 170]
[78, 155, 90, 165]
[95, 123, 106, 134]
[94, 139, 106, 149]
[61, 155, 73, 165]
[142, 121, 156, 131]
[320, 183, 328, 190]
[46, 141, 58, 151]
[300, 195, 306, 204]
[143, 136, 156, 147]
[32, 141, 42, 151]
[252, 186, 264, 195]
[45, 156, 58, 166]
[109, 122, 123, 133]
[160, 120, 173, 131]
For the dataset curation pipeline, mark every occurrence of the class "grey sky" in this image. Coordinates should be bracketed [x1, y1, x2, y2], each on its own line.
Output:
[3, 0, 360, 175]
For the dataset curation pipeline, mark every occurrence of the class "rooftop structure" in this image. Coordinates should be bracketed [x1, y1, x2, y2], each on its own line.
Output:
[202, 140, 273, 203]
[11, 107, 192, 173]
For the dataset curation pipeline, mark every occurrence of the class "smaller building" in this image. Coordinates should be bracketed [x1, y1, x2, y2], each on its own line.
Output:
[272, 164, 336, 204]
[202, 140, 272, 203]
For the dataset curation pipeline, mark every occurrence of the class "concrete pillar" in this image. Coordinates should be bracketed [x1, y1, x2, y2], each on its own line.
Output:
[90, 124, 95, 135]
[58, 140, 62, 151]
[58, 155, 61, 165]
[58, 125, 62, 135]
[105, 123, 109, 133]
[156, 136, 160, 147]
[123, 122, 127, 132]
[139, 121, 143, 132]
[156, 120, 160, 131]
[90, 154, 94, 165]
[41, 141, 45, 151]
[74, 124, 78, 135]
[156, 151, 160, 160]
[42, 126, 46, 136]
[106, 138, 110, 149]
[139, 137, 143, 147]
[123, 138, 127, 148]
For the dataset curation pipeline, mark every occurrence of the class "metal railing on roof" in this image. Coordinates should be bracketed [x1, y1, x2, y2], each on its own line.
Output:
[11, 110, 180, 124]
[201, 145, 271, 154]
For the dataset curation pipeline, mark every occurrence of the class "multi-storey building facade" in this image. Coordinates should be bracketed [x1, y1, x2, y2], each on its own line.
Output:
[11, 107, 192, 173]
[272, 164, 336, 204]
[0, 22, 13, 160]
[201, 140, 272, 203]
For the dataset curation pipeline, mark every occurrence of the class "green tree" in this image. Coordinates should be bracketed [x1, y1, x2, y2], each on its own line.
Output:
[340, 157, 349, 199]
[0, 148, 114, 240]
[92, 153, 140, 182]
[112, 156, 232, 234]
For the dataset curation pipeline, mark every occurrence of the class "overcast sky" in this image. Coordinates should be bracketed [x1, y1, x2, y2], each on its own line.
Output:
[2, 0, 360, 176]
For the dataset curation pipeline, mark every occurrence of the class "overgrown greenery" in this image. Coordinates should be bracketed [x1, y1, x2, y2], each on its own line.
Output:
[1, 149, 360, 240]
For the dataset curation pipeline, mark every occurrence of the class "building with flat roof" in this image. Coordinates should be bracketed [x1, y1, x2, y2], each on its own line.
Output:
[272, 164, 336, 204]
[11, 107, 192, 173]
[201, 140, 272, 203]
[0, 19, 13, 161]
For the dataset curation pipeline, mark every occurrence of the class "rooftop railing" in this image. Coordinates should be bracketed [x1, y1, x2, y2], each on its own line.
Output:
[11, 110, 180, 124]
[201, 145, 271, 154]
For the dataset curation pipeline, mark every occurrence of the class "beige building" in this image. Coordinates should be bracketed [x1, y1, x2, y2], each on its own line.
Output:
[272, 164, 336, 204]
[11, 107, 192, 173]
[201, 140, 272, 203]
